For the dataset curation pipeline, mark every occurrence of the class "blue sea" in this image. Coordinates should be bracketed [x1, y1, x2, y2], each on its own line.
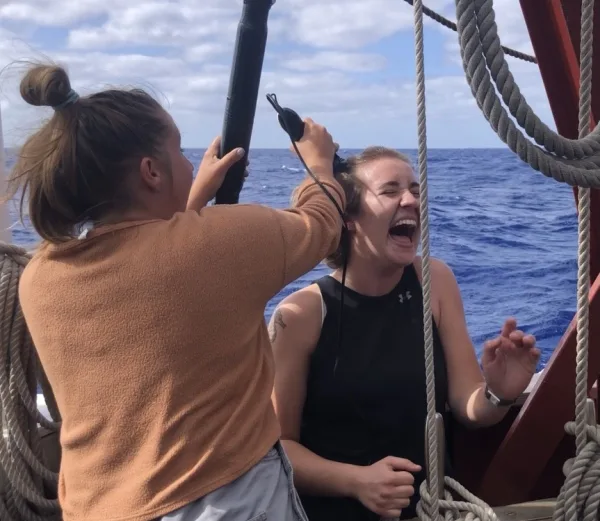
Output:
[5, 148, 579, 369]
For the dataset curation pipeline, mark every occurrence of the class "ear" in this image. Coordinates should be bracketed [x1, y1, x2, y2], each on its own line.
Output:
[139, 157, 163, 192]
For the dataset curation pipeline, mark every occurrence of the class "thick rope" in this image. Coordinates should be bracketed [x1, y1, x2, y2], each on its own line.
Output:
[0, 242, 61, 521]
[412, 1, 498, 520]
[415, 0, 600, 519]
[552, 1, 600, 520]
[451, 0, 600, 518]
[401, 0, 537, 64]
[574, 0, 595, 461]
[407, 0, 600, 519]
[454, 0, 600, 188]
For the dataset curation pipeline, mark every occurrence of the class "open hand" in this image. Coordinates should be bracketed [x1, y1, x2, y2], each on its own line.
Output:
[351, 456, 421, 518]
[187, 136, 246, 210]
[481, 318, 540, 401]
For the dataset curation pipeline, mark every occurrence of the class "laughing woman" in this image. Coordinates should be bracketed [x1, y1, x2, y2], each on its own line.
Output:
[269, 146, 540, 521]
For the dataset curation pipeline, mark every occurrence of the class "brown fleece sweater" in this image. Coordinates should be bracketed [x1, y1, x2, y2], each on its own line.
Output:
[19, 177, 345, 521]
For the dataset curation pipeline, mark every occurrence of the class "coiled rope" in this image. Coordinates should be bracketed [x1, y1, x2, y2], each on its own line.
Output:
[455, 0, 600, 188]
[0, 2, 598, 521]
[411, 0, 600, 519]
[0, 242, 61, 521]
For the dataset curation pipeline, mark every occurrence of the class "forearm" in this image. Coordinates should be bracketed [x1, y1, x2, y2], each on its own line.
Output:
[276, 174, 346, 285]
[186, 192, 211, 212]
[186, 180, 216, 212]
[281, 439, 359, 498]
[460, 383, 511, 428]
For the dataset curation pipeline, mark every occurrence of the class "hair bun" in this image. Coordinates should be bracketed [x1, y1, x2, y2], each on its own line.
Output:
[20, 65, 74, 109]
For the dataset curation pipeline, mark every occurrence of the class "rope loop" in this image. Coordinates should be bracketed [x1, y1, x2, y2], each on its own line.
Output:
[0, 242, 61, 521]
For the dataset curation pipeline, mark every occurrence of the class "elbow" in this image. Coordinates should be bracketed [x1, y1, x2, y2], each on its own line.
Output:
[451, 385, 509, 429]
[448, 399, 476, 429]
[449, 387, 482, 428]
[280, 431, 300, 443]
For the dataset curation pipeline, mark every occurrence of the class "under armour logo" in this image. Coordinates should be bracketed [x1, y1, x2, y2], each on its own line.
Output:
[398, 291, 412, 304]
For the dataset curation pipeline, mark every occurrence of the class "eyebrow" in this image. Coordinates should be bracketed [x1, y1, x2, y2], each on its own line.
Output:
[379, 181, 420, 190]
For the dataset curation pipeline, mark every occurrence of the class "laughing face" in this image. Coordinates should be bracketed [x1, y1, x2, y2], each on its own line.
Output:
[349, 156, 420, 268]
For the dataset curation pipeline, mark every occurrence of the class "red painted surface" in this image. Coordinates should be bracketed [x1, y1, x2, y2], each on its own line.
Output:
[472, 0, 600, 506]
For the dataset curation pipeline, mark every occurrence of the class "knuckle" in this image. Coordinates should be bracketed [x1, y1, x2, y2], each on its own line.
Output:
[399, 471, 414, 484]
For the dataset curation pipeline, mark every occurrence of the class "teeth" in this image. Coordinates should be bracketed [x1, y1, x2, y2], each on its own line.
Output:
[392, 218, 417, 228]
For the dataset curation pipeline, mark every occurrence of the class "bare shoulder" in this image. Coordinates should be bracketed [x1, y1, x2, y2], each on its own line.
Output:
[412, 256, 457, 285]
[268, 283, 324, 354]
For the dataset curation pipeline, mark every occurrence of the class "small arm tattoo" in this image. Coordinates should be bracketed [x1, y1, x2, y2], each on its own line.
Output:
[268, 308, 287, 343]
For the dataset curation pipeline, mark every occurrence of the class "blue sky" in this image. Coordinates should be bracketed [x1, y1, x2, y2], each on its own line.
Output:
[0, 0, 552, 149]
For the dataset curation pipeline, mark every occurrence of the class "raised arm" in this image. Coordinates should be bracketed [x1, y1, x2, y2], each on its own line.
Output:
[431, 258, 538, 428]
[430, 259, 497, 426]
[270, 287, 419, 518]
[185, 120, 347, 304]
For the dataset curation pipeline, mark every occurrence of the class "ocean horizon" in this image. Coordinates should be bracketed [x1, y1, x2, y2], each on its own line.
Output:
[4, 146, 580, 371]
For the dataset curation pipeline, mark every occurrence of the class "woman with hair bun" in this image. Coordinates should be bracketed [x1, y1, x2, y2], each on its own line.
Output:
[9, 63, 346, 521]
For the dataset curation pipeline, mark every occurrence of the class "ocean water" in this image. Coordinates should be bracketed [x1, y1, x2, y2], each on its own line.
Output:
[5, 148, 579, 368]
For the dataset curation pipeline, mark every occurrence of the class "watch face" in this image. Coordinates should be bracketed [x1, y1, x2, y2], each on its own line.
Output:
[486, 386, 514, 407]
[485, 387, 501, 406]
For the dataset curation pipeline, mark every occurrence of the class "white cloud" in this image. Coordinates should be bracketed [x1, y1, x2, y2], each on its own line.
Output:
[282, 0, 455, 50]
[0, 0, 551, 149]
[68, 4, 242, 50]
[280, 52, 387, 73]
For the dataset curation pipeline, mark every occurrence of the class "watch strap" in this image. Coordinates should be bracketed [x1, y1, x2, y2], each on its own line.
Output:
[484, 384, 517, 407]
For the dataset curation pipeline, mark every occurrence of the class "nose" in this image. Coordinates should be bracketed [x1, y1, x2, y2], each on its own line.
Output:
[400, 189, 419, 208]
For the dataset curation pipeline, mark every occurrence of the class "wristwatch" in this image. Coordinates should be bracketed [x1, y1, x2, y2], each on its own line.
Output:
[484, 384, 517, 407]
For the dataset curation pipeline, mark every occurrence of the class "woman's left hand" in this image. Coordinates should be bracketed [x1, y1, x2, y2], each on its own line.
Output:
[481, 318, 541, 401]
[187, 135, 248, 210]
[196, 135, 246, 199]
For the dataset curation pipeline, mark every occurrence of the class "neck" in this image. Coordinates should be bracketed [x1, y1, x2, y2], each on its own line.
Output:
[332, 254, 407, 296]
[93, 206, 173, 228]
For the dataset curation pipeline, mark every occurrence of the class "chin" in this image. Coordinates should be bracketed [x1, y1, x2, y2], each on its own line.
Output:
[385, 235, 418, 266]
[388, 251, 417, 267]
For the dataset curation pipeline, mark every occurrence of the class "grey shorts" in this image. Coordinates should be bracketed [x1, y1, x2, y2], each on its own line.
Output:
[158, 442, 308, 521]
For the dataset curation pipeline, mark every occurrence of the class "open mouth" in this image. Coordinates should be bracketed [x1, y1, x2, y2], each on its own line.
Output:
[388, 218, 418, 244]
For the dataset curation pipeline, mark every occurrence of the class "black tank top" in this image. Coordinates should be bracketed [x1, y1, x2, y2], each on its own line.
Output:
[298, 265, 451, 521]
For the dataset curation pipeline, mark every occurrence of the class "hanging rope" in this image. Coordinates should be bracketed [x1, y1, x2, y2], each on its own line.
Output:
[411, 0, 600, 519]
[553, 0, 600, 519]
[0, 242, 61, 521]
[401, 0, 537, 64]
[573, 0, 595, 462]
[453, 0, 600, 519]
[0, 2, 597, 521]
[412, 0, 499, 518]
